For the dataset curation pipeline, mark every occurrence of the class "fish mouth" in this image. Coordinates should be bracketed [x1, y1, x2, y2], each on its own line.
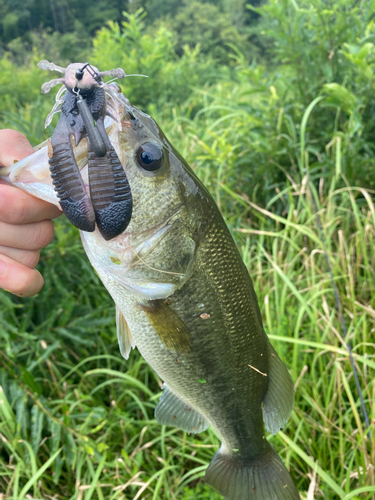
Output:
[42, 61, 132, 241]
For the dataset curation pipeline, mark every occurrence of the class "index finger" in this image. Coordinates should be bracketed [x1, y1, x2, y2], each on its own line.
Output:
[0, 184, 62, 223]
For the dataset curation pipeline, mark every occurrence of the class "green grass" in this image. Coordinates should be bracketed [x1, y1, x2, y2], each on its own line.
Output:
[0, 1, 375, 495]
[0, 117, 374, 498]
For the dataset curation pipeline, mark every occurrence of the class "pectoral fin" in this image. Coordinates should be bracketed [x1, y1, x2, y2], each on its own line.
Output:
[116, 307, 136, 359]
[140, 300, 191, 353]
[262, 342, 295, 435]
[155, 384, 208, 433]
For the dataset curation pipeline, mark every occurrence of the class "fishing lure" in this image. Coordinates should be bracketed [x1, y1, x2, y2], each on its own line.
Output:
[39, 60, 133, 241]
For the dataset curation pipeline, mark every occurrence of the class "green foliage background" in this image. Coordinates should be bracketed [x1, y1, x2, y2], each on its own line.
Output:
[0, 0, 375, 499]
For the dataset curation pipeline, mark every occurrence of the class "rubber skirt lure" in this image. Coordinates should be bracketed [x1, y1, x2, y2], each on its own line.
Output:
[40, 60, 132, 241]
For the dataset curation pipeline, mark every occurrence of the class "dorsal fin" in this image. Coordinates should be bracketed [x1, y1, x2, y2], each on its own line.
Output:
[262, 342, 295, 435]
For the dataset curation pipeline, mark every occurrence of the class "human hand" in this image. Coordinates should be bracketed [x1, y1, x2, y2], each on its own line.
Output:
[0, 129, 62, 296]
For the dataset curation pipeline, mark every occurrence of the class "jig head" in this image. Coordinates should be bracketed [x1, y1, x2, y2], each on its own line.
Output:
[39, 60, 133, 241]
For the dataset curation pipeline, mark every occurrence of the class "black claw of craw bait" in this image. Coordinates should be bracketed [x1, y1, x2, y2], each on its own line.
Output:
[39, 60, 133, 241]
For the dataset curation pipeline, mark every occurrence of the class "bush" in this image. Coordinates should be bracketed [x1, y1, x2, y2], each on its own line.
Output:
[164, 0, 375, 211]
[0, 2, 375, 499]
[161, 1, 250, 64]
[91, 9, 218, 110]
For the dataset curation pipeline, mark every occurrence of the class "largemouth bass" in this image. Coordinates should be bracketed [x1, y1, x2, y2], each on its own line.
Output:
[0, 62, 300, 500]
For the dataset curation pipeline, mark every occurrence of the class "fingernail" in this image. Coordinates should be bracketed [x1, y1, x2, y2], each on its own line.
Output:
[0, 260, 6, 275]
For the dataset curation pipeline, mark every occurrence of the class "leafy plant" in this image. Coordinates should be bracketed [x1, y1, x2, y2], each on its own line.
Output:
[0, 1, 375, 498]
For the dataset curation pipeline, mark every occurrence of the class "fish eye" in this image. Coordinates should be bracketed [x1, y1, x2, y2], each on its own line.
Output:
[136, 142, 164, 172]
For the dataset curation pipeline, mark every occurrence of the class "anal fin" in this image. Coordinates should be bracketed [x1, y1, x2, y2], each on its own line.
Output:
[155, 384, 208, 434]
[116, 307, 136, 359]
[262, 342, 295, 435]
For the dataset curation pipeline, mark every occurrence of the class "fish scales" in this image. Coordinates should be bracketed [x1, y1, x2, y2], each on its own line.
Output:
[0, 71, 300, 500]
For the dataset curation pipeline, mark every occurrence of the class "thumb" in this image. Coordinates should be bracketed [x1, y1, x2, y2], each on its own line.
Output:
[0, 129, 34, 167]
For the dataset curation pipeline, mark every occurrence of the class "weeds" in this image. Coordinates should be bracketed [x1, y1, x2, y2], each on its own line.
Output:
[0, 1, 374, 498]
[1, 113, 374, 497]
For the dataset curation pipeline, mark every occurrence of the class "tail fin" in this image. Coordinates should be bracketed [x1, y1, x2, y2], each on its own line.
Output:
[205, 446, 300, 500]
